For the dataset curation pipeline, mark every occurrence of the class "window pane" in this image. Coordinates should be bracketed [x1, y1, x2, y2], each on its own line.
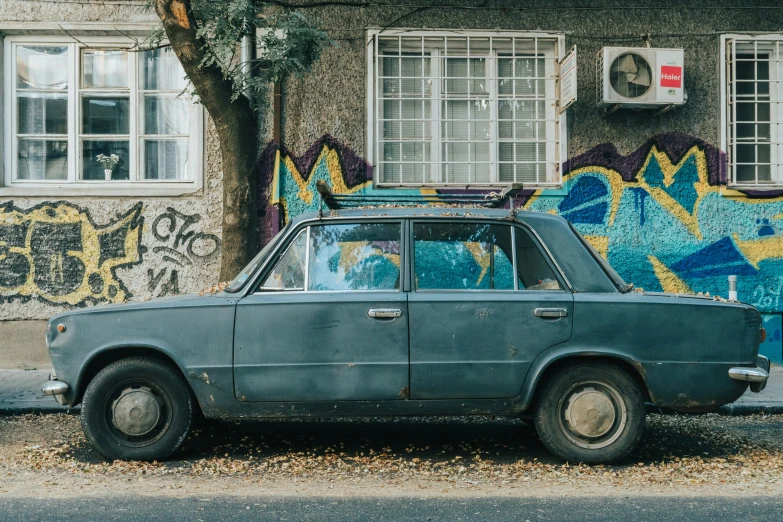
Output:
[81, 140, 129, 180]
[17, 139, 68, 180]
[262, 230, 306, 290]
[82, 97, 129, 134]
[143, 140, 189, 180]
[143, 95, 190, 134]
[308, 223, 401, 291]
[17, 92, 67, 134]
[82, 50, 128, 88]
[139, 48, 188, 91]
[515, 228, 560, 290]
[17, 46, 68, 90]
[414, 222, 514, 290]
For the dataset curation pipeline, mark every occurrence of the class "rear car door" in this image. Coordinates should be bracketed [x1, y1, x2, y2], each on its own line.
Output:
[233, 220, 409, 402]
[408, 220, 573, 399]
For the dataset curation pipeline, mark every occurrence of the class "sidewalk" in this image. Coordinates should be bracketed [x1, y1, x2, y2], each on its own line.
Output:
[2, 367, 782, 416]
[0, 370, 77, 414]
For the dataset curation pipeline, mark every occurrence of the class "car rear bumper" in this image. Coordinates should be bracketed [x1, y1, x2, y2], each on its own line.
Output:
[729, 355, 770, 393]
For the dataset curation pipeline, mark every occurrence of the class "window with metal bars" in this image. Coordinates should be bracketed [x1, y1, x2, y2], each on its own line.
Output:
[369, 32, 564, 188]
[724, 36, 783, 187]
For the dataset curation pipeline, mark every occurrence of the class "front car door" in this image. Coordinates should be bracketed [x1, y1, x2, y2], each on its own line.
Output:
[408, 220, 573, 399]
[233, 220, 409, 402]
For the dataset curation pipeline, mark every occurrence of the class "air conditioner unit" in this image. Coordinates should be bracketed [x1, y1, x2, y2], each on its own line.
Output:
[597, 47, 685, 109]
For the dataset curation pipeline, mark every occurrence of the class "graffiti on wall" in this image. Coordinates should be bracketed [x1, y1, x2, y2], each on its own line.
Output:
[525, 133, 783, 312]
[0, 201, 143, 306]
[148, 208, 221, 297]
[263, 133, 783, 313]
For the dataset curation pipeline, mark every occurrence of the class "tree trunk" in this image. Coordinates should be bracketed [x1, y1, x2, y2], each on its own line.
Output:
[155, 0, 259, 282]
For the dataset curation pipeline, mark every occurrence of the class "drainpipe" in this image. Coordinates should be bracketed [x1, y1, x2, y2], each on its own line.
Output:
[728, 275, 738, 301]
[273, 82, 282, 145]
[240, 27, 255, 92]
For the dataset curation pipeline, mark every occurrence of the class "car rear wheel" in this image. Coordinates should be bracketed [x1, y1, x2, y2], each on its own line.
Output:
[533, 361, 645, 464]
[81, 357, 193, 461]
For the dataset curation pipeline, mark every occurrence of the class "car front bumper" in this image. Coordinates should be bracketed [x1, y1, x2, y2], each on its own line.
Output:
[728, 355, 770, 393]
[41, 372, 69, 405]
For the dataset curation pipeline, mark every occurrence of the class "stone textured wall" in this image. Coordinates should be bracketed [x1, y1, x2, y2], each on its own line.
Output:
[268, 1, 783, 360]
[0, 2, 224, 320]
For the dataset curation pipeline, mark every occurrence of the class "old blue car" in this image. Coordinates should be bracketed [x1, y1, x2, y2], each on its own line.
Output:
[42, 208, 770, 464]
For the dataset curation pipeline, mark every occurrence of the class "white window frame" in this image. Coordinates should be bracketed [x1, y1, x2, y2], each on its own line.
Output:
[720, 33, 783, 189]
[366, 29, 567, 189]
[2, 34, 204, 196]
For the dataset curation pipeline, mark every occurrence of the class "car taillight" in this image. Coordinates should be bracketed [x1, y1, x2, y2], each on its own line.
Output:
[760, 328, 767, 343]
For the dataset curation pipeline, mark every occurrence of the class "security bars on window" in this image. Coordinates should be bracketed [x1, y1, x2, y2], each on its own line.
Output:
[726, 37, 783, 186]
[373, 34, 562, 187]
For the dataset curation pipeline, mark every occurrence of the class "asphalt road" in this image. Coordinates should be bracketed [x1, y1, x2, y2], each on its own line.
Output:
[1, 495, 781, 521]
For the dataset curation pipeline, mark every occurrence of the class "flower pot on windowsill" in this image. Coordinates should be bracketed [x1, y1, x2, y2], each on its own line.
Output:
[104, 169, 113, 181]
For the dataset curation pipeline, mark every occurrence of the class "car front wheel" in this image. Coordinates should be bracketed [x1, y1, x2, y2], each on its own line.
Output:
[81, 357, 193, 461]
[533, 361, 646, 464]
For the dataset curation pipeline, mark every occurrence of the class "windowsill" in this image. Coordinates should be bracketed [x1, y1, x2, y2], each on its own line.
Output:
[0, 182, 203, 197]
[726, 183, 783, 191]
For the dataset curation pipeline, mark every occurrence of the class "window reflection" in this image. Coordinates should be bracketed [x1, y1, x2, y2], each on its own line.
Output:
[414, 222, 515, 290]
[308, 224, 401, 291]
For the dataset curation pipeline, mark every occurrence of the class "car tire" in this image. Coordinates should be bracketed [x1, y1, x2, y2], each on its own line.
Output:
[533, 361, 646, 464]
[81, 357, 193, 462]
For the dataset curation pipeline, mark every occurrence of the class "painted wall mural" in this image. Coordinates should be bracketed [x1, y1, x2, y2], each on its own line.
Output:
[147, 208, 221, 298]
[261, 133, 783, 330]
[0, 201, 143, 306]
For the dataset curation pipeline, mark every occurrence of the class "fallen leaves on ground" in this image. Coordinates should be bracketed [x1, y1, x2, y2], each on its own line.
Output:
[1, 413, 782, 490]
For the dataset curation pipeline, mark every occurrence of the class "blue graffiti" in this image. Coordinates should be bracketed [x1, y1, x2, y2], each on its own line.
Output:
[670, 237, 757, 279]
[558, 176, 608, 225]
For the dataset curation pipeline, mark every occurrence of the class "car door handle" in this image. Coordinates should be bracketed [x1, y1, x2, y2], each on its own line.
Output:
[368, 308, 402, 319]
[534, 307, 568, 318]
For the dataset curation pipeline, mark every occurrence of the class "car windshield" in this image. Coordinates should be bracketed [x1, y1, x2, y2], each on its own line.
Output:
[224, 224, 291, 293]
[568, 223, 632, 293]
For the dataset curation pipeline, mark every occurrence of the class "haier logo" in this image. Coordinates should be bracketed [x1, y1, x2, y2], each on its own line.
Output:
[660, 65, 683, 88]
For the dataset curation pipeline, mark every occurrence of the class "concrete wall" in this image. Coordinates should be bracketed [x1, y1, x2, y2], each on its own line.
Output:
[0, 2, 224, 327]
[263, 1, 783, 362]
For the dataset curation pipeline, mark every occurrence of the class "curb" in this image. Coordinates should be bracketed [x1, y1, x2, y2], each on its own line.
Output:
[717, 403, 783, 416]
[0, 406, 79, 416]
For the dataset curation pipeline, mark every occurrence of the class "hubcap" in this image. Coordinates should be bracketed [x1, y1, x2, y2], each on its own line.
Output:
[564, 387, 616, 439]
[111, 387, 162, 437]
[558, 381, 627, 449]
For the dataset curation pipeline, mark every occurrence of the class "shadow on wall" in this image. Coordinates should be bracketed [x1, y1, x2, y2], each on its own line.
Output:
[259, 132, 783, 317]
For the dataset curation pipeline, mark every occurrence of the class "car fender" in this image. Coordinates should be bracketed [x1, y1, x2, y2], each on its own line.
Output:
[517, 344, 646, 411]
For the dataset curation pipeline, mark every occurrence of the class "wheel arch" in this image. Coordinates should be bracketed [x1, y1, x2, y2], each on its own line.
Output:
[75, 345, 196, 408]
[520, 349, 652, 411]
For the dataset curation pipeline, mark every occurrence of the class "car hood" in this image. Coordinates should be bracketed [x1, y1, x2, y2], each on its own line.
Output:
[48, 292, 240, 322]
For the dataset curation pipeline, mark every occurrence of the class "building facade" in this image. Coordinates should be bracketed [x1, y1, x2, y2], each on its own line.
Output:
[1, 1, 782, 366]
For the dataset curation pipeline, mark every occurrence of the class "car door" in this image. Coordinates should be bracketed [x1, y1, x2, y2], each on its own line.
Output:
[408, 220, 573, 399]
[233, 220, 409, 402]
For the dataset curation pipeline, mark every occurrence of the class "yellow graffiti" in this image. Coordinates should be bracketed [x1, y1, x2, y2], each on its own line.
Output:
[270, 146, 372, 221]
[648, 255, 693, 294]
[335, 242, 401, 274]
[584, 235, 610, 259]
[465, 242, 492, 286]
[0, 203, 142, 305]
[732, 233, 783, 269]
